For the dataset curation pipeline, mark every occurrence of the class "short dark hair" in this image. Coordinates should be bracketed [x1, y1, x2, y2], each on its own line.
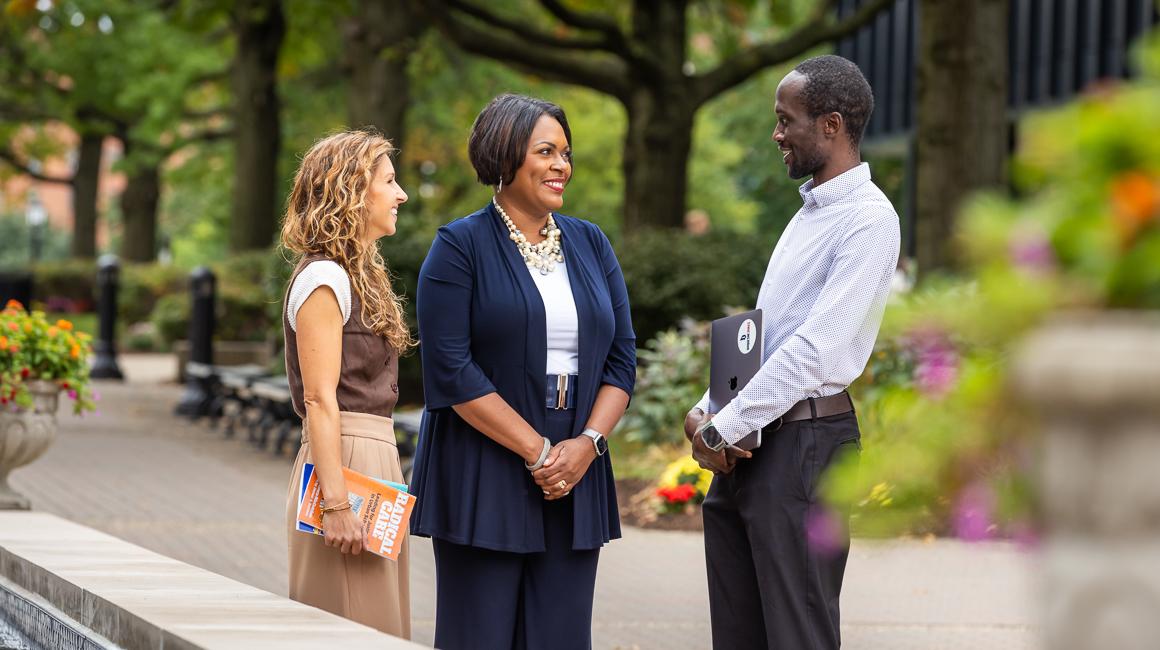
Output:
[792, 55, 875, 148]
[468, 94, 572, 187]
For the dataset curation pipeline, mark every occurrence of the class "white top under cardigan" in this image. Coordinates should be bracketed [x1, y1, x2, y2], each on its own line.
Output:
[285, 260, 353, 332]
[526, 261, 580, 375]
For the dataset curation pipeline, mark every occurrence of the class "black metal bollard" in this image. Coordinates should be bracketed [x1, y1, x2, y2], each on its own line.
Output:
[175, 267, 216, 416]
[89, 255, 124, 380]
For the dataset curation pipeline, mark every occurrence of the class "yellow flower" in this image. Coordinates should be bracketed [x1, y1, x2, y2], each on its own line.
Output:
[658, 455, 714, 496]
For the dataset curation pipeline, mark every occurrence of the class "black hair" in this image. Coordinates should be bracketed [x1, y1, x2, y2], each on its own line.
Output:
[467, 94, 572, 187]
[792, 55, 875, 149]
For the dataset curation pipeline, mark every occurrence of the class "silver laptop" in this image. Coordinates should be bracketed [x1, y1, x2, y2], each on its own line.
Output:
[709, 309, 763, 450]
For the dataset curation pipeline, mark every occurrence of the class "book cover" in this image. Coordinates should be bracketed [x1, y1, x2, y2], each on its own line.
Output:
[296, 462, 415, 561]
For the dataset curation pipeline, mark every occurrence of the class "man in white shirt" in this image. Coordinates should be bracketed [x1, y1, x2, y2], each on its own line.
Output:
[685, 55, 900, 649]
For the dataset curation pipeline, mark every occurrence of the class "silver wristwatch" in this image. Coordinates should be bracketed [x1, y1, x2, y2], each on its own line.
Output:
[579, 428, 608, 456]
[697, 420, 728, 452]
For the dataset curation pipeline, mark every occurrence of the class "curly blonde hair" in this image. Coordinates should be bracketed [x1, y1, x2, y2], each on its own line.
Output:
[281, 130, 414, 353]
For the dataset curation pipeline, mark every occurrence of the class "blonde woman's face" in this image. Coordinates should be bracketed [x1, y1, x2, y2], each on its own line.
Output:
[365, 156, 408, 241]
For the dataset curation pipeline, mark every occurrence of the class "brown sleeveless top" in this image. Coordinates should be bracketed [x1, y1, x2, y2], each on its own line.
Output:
[283, 256, 399, 419]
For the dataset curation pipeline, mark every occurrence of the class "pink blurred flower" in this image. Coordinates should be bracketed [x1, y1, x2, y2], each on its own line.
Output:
[953, 482, 997, 542]
[67, 389, 78, 400]
[806, 507, 847, 557]
[1008, 234, 1056, 273]
[908, 329, 959, 397]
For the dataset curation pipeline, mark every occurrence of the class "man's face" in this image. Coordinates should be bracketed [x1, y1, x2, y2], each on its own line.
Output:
[773, 72, 827, 180]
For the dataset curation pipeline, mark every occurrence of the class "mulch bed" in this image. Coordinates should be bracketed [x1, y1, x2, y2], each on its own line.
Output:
[615, 478, 703, 532]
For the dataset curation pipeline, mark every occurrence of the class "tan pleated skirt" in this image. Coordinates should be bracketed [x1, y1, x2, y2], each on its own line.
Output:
[285, 410, 410, 639]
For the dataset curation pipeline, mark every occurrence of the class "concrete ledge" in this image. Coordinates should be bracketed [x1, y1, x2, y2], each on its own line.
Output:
[0, 512, 420, 649]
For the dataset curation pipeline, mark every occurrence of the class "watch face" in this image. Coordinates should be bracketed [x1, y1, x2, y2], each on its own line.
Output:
[595, 435, 608, 455]
[701, 424, 724, 450]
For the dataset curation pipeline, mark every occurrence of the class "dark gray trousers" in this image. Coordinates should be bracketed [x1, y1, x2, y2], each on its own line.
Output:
[702, 411, 862, 650]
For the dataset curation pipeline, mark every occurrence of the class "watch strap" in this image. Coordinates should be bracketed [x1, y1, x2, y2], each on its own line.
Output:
[697, 421, 727, 452]
[579, 428, 606, 455]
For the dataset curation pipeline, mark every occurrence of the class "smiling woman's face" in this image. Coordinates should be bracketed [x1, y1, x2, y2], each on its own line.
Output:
[505, 114, 573, 215]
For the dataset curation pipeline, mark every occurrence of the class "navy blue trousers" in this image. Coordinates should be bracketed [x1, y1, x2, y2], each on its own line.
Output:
[432, 409, 601, 650]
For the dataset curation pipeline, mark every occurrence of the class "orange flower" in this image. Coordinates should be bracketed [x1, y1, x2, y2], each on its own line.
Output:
[56, 319, 73, 331]
[4, 299, 22, 311]
[5, 322, 16, 332]
[70, 345, 81, 359]
[47, 326, 59, 338]
[22, 322, 32, 333]
[4, 0, 39, 18]
[1110, 171, 1160, 245]
[0, 335, 7, 350]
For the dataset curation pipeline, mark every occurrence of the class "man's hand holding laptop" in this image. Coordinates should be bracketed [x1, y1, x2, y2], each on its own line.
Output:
[685, 408, 752, 475]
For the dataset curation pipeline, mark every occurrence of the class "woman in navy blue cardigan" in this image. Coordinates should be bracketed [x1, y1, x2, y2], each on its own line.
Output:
[411, 94, 635, 649]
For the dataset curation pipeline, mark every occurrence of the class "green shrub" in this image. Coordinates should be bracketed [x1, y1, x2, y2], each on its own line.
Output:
[149, 292, 187, 345]
[616, 229, 774, 346]
[616, 319, 710, 446]
[380, 234, 431, 407]
[149, 250, 287, 347]
[29, 259, 96, 312]
[119, 264, 187, 325]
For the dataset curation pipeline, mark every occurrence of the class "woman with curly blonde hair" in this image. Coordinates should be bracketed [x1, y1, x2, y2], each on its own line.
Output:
[280, 129, 413, 638]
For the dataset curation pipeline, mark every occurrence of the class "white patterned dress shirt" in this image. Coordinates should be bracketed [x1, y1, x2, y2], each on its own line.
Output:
[695, 162, 901, 445]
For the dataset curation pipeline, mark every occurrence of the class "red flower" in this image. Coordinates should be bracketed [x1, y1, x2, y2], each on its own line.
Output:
[61, 381, 70, 389]
[656, 483, 698, 504]
[20, 367, 29, 379]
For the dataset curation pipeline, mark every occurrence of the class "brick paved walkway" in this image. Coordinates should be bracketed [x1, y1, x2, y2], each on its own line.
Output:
[8, 354, 1041, 649]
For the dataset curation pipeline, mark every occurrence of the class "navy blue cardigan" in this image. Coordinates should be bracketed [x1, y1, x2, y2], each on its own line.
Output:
[409, 202, 636, 552]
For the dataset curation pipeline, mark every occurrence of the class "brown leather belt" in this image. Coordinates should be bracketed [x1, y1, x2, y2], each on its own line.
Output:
[764, 391, 854, 432]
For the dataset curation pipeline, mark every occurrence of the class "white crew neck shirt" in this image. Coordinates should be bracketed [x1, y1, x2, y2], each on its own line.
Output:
[526, 261, 579, 375]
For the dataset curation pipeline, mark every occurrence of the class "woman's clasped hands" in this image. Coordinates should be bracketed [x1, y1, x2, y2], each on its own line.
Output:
[533, 438, 596, 501]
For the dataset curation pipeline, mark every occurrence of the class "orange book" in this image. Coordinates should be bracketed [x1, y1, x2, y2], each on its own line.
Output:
[296, 463, 415, 561]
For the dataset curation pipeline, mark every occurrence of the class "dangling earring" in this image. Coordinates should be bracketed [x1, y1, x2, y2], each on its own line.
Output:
[497, 177, 503, 194]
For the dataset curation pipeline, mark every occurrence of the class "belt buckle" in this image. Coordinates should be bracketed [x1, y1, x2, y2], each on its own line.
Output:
[556, 374, 567, 410]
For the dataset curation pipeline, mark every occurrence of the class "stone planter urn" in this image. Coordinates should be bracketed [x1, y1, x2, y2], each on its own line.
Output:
[1014, 312, 1160, 650]
[0, 380, 61, 510]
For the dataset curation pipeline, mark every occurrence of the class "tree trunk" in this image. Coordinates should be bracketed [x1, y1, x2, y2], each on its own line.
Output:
[622, 91, 695, 232]
[914, 0, 1008, 275]
[621, 0, 692, 232]
[120, 162, 160, 263]
[70, 131, 103, 259]
[230, 0, 285, 252]
[344, 0, 424, 152]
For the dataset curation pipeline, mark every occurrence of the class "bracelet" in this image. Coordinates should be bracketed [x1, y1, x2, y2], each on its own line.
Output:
[321, 499, 352, 515]
[524, 436, 551, 471]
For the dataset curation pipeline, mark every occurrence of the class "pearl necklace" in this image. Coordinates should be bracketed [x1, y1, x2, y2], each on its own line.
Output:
[493, 196, 564, 275]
